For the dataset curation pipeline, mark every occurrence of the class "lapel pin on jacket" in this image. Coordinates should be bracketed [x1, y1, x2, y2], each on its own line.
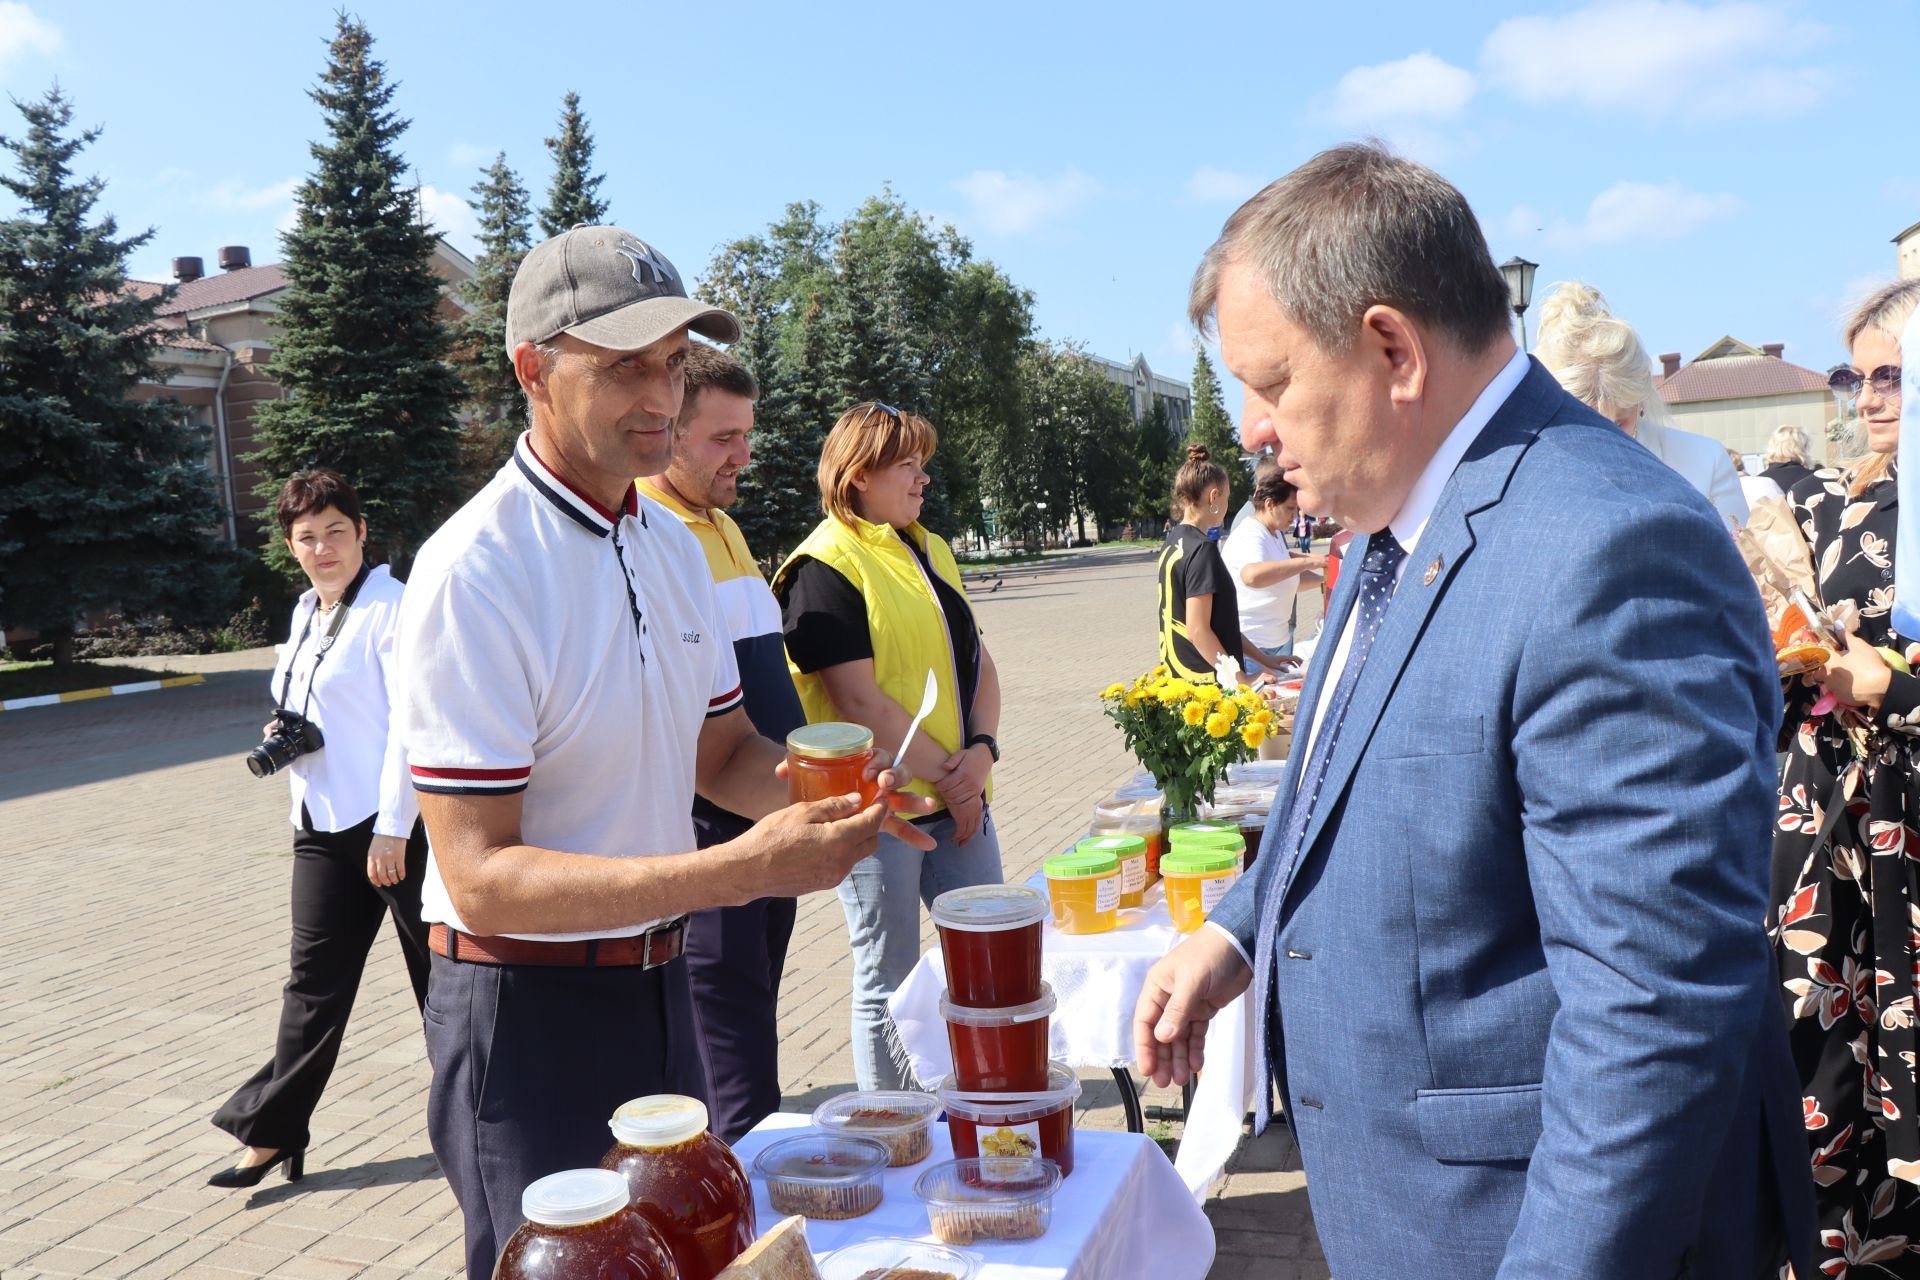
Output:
[1424, 557, 1442, 586]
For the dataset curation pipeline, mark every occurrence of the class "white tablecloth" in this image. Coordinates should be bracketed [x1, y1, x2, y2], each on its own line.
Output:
[734, 1113, 1216, 1279]
[888, 874, 1256, 1200]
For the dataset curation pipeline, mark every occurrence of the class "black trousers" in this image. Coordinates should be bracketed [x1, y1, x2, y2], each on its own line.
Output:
[212, 810, 429, 1152]
[685, 895, 797, 1142]
[424, 950, 708, 1279]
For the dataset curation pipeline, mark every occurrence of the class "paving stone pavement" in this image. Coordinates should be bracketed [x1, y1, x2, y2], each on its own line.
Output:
[0, 546, 1327, 1279]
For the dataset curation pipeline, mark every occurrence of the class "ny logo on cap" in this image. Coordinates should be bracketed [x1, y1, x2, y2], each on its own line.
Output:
[615, 237, 674, 288]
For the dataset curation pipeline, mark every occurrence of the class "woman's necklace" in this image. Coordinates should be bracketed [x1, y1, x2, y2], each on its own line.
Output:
[315, 597, 339, 616]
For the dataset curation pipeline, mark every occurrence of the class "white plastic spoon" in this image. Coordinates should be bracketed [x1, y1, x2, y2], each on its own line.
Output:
[893, 669, 940, 772]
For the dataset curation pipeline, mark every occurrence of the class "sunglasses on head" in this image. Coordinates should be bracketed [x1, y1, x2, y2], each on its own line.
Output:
[853, 401, 901, 432]
[1828, 365, 1902, 398]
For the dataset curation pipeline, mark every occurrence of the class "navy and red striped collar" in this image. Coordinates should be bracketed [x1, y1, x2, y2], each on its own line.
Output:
[513, 432, 643, 538]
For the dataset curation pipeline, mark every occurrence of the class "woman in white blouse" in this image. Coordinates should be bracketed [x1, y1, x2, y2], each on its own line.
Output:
[207, 469, 428, 1189]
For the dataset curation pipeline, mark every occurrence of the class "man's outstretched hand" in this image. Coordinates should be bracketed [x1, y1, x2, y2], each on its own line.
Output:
[1133, 927, 1253, 1088]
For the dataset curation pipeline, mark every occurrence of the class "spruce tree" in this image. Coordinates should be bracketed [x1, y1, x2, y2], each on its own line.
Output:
[246, 14, 464, 574]
[539, 92, 608, 237]
[455, 151, 531, 485]
[0, 89, 234, 661]
[1186, 346, 1249, 514]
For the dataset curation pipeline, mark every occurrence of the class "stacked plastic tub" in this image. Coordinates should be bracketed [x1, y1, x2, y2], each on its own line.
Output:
[927, 885, 1082, 1174]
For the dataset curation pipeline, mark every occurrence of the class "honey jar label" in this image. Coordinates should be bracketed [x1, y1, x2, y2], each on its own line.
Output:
[1199, 874, 1236, 914]
[1095, 876, 1120, 913]
[1120, 854, 1146, 894]
[977, 1121, 1043, 1161]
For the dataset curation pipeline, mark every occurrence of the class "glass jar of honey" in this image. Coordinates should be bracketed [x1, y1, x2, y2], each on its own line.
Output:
[1160, 846, 1243, 933]
[1075, 833, 1146, 909]
[1041, 849, 1119, 935]
[494, 1168, 679, 1280]
[786, 722, 879, 808]
[600, 1095, 753, 1280]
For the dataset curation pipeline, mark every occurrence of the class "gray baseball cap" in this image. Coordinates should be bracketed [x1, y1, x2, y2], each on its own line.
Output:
[504, 225, 740, 355]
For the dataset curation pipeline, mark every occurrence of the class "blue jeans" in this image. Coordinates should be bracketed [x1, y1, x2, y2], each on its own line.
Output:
[836, 809, 1003, 1090]
[1242, 640, 1294, 675]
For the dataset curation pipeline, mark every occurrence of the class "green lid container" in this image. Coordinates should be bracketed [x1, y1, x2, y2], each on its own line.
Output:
[1170, 820, 1239, 840]
[1169, 827, 1245, 854]
[1075, 833, 1145, 859]
[1044, 848, 1120, 879]
[1160, 846, 1242, 877]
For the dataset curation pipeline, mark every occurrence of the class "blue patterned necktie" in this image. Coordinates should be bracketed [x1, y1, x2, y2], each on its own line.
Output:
[1250, 530, 1407, 1131]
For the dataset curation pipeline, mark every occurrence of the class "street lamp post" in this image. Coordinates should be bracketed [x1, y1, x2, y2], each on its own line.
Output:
[1499, 256, 1538, 351]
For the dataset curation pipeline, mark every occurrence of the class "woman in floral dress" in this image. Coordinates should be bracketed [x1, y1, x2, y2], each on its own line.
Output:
[1774, 278, 1920, 1275]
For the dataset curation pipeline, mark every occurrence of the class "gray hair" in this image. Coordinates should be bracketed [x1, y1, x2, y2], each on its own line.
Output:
[523, 341, 563, 428]
[1533, 281, 1670, 428]
[1189, 141, 1513, 356]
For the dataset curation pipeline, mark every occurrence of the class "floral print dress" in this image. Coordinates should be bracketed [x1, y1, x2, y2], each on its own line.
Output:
[1772, 463, 1920, 1276]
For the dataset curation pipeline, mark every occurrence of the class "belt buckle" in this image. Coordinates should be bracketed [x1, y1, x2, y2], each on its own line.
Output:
[641, 915, 685, 970]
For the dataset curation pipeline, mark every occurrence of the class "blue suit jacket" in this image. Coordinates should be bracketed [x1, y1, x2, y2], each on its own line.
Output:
[1211, 361, 1816, 1280]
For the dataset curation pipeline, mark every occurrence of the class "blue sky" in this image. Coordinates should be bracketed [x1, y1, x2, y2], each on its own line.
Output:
[4, 0, 1911, 415]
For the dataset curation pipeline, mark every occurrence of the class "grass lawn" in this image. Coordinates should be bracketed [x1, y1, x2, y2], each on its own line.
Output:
[0, 660, 182, 701]
[1096, 538, 1163, 549]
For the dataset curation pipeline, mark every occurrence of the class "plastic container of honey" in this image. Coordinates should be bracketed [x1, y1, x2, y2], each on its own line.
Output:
[1160, 845, 1243, 933]
[1076, 833, 1147, 909]
[751, 1133, 890, 1220]
[600, 1094, 754, 1280]
[930, 884, 1047, 1009]
[785, 722, 879, 808]
[940, 984, 1056, 1093]
[810, 1090, 940, 1167]
[937, 1062, 1082, 1176]
[1094, 793, 1164, 881]
[914, 1156, 1061, 1246]
[1042, 848, 1120, 935]
[1170, 819, 1242, 845]
[493, 1168, 679, 1280]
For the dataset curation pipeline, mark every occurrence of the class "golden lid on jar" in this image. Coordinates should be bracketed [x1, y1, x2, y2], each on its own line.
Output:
[786, 721, 876, 761]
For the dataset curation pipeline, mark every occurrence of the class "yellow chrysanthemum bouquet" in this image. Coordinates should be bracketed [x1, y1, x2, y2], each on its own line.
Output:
[1098, 667, 1284, 819]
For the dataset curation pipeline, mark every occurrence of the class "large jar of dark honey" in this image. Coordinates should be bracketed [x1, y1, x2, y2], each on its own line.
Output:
[599, 1095, 754, 1280]
[493, 1168, 679, 1280]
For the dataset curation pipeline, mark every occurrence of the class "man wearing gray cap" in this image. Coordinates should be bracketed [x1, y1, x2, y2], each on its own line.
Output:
[395, 226, 932, 1277]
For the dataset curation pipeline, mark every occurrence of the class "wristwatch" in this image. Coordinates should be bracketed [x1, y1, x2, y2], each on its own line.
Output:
[965, 733, 1000, 763]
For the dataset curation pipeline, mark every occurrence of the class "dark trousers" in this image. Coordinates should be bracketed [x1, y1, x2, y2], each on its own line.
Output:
[212, 810, 429, 1152]
[685, 895, 797, 1142]
[424, 950, 708, 1279]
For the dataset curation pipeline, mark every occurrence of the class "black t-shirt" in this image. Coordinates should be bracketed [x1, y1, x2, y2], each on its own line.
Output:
[778, 540, 981, 730]
[1157, 522, 1242, 677]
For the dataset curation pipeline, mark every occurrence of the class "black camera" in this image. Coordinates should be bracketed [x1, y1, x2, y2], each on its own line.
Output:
[247, 708, 325, 778]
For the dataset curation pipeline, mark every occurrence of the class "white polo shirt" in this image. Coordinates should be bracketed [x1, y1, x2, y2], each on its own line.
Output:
[397, 432, 742, 941]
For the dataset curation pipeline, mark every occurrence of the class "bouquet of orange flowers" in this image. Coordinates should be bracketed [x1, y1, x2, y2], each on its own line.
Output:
[1098, 667, 1282, 819]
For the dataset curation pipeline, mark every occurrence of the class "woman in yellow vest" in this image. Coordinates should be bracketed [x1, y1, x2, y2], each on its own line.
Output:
[1158, 443, 1289, 686]
[772, 402, 1004, 1091]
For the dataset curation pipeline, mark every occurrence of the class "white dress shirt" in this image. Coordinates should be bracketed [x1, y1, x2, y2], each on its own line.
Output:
[1205, 347, 1530, 966]
[271, 563, 418, 838]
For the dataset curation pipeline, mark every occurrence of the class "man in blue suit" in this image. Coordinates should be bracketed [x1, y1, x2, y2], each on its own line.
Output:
[1134, 143, 1815, 1279]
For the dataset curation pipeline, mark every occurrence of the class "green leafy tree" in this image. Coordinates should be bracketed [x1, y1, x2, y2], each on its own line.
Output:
[1133, 396, 1176, 530]
[538, 91, 608, 238]
[1020, 343, 1137, 544]
[0, 89, 235, 662]
[246, 14, 464, 575]
[455, 151, 532, 485]
[1186, 345, 1249, 513]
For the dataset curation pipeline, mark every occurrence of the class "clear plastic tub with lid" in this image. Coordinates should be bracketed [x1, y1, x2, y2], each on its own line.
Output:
[914, 1156, 1062, 1245]
[1077, 832, 1147, 909]
[939, 984, 1056, 1093]
[818, 1237, 981, 1280]
[493, 1168, 678, 1280]
[1042, 848, 1119, 935]
[1161, 845, 1243, 933]
[937, 1061, 1082, 1175]
[929, 884, 1048, 1009]
[810, 1090, 940, 1167]
[750, 1132, 889, 1220]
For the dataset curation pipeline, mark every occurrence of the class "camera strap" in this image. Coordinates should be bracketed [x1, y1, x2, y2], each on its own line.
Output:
[277, 562, 373, 715]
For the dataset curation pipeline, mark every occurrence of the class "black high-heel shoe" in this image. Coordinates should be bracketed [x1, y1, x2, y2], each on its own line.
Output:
[206, 1148, 304, 1189]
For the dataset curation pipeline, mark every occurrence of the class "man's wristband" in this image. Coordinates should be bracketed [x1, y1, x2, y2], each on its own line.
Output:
[965, 733, 1000, 763]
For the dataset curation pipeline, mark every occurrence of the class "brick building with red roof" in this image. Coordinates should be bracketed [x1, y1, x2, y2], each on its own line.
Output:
[1654, 336, 1838, 463]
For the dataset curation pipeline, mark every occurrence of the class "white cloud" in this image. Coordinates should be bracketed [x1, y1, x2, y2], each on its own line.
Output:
[206, 176, 300, 212]
[1527, 180, 1741, 250]
[1481, 1, 1831, 119]
[418, 184, 480, 256]
[949, 169, 1100, 235]
[1322, 51, 1477, 126]
[1184, 166, 1262, 205]
[0, 2, 59, 68]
